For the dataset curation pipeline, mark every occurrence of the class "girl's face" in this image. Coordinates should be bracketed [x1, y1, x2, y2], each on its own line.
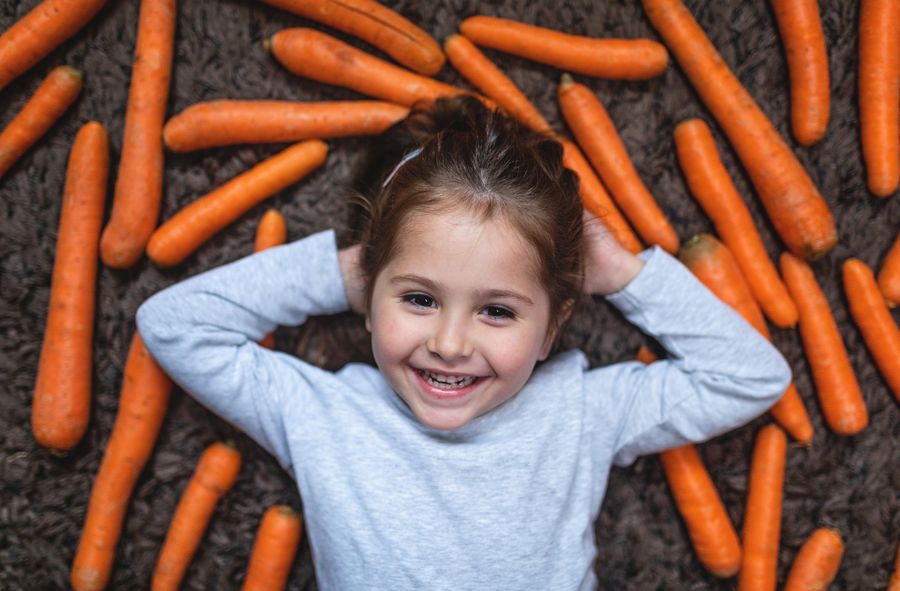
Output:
[366, 206, 558, 431]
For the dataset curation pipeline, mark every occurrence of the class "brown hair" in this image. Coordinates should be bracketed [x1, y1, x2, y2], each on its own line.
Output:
[356, 96, 584, 330]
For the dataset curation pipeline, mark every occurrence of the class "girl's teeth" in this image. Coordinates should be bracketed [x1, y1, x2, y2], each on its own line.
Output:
[420, 370, 476, 389]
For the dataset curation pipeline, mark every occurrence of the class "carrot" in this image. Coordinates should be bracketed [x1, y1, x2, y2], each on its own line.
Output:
[147, 139, 327, 267]
[559, 75, 679, 254]
[99, 0, 176, 269]
[858, 0, 900, 197]
[642, 0, 837, 260]
[674, 118, 798, 328]
[781, 253, 868, 435]
[770, 0, 830, 146]
[843, 259, 900, 402]
[256, 0, 444, 76]
[0, 66, 82, 177]
[241, 505, 303, 591]
[878, 232, 900, 307]
[458, 15, 668, 80]
[738, 423, 787, 591]
[678, 234, 813, 444]
[890, 543, 900, 591]
[152, 441, 242, 591]
[31, 121, 108, 454]
[163, 100, 409, 153]
[254, 209, 287, 349]
[783, 527, 844, 591]
[560, 139, 643, 254]
[635, 345, 657, 366]
[267, 28, 468, 108]
[71, 332, 172, 591]
[659, 445, 742, 577]
[0, 0, 106, 92]
[443, 34, 550, 133]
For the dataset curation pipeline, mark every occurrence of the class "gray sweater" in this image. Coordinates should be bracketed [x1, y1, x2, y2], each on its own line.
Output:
[136, 230, 790, 590]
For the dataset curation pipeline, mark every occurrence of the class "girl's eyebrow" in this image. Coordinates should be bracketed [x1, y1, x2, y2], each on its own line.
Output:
[390, 274, 535, 306]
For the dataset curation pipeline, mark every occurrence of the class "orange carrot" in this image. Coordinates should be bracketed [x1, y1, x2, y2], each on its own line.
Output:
[152, 441, 242, 591]
[71, 332, 172, 591]
[241, 505, 303, 591]
[443, 34, 550, 133]
[878, 232, 900, 307]
[254, 209, 287, 349]
[559, 75, 679, 253]
[642, 0, 837, 260]
[0, 66, 82, 177]
[890, 543, 900, 591]
[0, 0, 106, 92]
[560, 139, 643, 254]
[659, 445, 742, 577]
[99, 0, 176, 269]
[843, 259, 900, 402]
[783, 527, 844, 591]
[31, 121, 108, 454]
[771, 0, 830, 146]
[635, 345, 657, 366]
[674, 118, 798, 328]
[267, 28, 468, 108]
[678, 234, 813, 444]
[858, 0, 900, 197]
[256, 0, 444, 75]
[738, 423, 787, 591]
[781, 253, 868, 435]
[147, 139, 327, 267]
[459, 15, 668, 80]
[163, 100, 409, 153]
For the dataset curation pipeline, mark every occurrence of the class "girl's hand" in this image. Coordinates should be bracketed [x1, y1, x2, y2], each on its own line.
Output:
[338, 244, 368, 315]
[582, 209, 645, 295]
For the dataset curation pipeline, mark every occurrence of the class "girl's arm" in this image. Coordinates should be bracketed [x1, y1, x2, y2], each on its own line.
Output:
[136, 230, 351, 469]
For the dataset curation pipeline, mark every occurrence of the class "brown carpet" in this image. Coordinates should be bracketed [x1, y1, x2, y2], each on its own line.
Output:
[1, 0, 897, 589]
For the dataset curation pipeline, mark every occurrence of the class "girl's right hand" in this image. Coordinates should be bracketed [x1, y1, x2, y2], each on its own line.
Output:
[582, 210, 645, 296]
[338, 244, 368, 315]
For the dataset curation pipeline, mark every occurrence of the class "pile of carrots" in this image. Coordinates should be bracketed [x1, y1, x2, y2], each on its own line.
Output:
[2, 0, 898, 588]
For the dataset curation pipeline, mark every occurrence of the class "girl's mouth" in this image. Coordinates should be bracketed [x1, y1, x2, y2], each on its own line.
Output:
[414, 368, 483, 399]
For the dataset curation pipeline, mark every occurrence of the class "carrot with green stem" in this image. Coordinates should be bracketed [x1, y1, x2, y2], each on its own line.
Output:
[99, 0, 176, 269]
[858, 0, 900, 197]
[642, 0, 836, 260]
[770, 0, 830, 146]
[843, 259, 900, 402]
[0, 0, 106, 92]
[674, 118, 798, 328]
[444, 34, 550, 133]
[560, 139, 643, 254]
[267, 29, 470, 109]
[163, 100, 409, 153]
[560, 75, 679, 254]
[147, 139, 327, 267]
[255, 0, 444, 75]
[31, 121, 108, 454]
[459, 15, 668, 80]
[151, 441, 242, 591]
[781, 253, 868, 435]
[254, 210, 287, 349]
[738, 424, 787, 591]
[0, 66, 82, 177]
[783, 527, 844, 591]
[878, 232, 900, 306]
[241, 505, 303, 591]
[678, 234, 813, 444]
[71, 332, 173, 591]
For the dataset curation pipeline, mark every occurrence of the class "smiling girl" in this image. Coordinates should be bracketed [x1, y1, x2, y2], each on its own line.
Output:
[137, 96, 790, 589]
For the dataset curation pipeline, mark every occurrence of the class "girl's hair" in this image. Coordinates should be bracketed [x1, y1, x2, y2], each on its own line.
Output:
[355, 96, 584, 330]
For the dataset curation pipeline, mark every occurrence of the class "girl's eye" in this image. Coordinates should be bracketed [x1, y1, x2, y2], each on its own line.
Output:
[483, 305, 515, 320]
[403, 293, 436, 308]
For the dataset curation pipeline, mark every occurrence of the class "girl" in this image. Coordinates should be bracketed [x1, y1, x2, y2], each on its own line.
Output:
[137, 96, 790, 589]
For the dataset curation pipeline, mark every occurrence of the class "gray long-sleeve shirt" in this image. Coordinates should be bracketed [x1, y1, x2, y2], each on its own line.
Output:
[136, 229, 791, 590]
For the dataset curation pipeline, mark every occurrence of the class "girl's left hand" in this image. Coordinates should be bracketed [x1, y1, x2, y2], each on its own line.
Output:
[582, 209, 645, 295]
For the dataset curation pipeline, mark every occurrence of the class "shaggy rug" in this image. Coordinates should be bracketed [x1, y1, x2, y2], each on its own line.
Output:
[1, 0, 897, 589]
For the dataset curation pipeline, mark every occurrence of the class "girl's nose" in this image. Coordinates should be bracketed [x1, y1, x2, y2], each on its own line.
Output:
[426, 315, 473, 361]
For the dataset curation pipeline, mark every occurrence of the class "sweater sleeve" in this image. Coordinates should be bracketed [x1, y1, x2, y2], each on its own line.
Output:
[135, 230, 349, 469]
[585, 246, 792, 467]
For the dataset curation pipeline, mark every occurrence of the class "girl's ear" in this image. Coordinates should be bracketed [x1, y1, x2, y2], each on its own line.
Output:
[539, 298, 574, 360]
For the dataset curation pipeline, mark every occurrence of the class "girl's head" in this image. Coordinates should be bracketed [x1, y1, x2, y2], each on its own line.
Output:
[356, 96, 584, 430]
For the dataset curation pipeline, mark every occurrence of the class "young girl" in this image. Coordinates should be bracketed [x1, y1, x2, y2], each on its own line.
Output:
[137, 96, 790, 589]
